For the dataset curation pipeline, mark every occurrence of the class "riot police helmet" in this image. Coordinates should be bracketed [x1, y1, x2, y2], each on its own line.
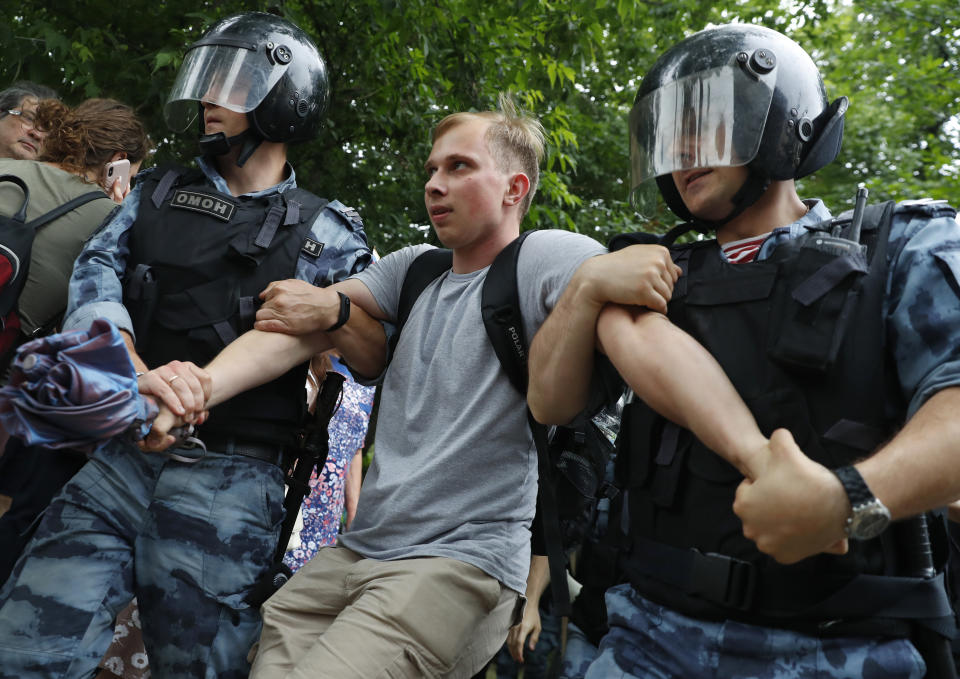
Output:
[165, 12, 329, 154]
[628, 23, 847, 226]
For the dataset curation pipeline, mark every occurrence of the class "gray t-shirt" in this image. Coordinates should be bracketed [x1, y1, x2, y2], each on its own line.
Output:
[340, 229, 606, 593]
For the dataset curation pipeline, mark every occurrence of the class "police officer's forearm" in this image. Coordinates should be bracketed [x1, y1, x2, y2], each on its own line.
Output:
[856, 386, 960, 520]
[205, 328, 331, 408]
[528, 269, 606, 425]
[120, 329, 149, 375]
[255, 278, 387, 379]
[598, 305, 768, 479]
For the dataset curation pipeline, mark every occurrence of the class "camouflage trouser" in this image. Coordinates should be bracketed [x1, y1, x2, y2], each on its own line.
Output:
[559, 621, 599, 679]
[584, 584, 926, 679]
[0, 438, 284, 679]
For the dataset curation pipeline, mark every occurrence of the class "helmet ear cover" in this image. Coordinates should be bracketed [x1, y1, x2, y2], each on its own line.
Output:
[796, 96, 848, 179]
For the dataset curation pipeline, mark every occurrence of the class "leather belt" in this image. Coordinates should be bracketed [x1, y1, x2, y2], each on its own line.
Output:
[191, 434, 287, 467]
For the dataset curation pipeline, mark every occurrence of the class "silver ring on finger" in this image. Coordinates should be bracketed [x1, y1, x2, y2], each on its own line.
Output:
[168, 375, 181, 384]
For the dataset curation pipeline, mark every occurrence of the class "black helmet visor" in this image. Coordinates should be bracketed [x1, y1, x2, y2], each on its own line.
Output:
[629, 63, 775, 215]
[165, 43, 284, 132]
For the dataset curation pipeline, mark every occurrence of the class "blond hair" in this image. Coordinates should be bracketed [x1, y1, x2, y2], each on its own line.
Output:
[432, 93, 545, 217]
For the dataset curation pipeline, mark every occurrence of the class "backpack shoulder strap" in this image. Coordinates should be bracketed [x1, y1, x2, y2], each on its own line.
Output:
[0, 175, 30, 222]
[26, 191, 108, 231]
[480, 230, 535, 395]
[478, 229, 575, 616]
[389, 247, 453, 358]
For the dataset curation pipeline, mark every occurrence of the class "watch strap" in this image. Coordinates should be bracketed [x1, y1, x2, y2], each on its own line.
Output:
[833, 465, 873, 507]
[325, 292, 350, 332]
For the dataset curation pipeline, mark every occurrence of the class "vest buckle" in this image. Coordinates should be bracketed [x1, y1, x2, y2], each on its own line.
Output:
[691, 550, 758, 611]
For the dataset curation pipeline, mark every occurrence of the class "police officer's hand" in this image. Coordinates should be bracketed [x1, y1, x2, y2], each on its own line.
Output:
[506, 601, 542, 664]
[577, 245, 681, 314]
[137, 360, 212, 425]
[734, 428, 850, 564]
[256, 279, 339, 335]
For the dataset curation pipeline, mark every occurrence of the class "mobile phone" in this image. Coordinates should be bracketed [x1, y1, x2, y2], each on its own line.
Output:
[104, 159, 131, 191]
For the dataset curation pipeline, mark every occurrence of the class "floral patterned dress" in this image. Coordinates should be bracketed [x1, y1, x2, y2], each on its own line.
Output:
[283, 355, 375, 571]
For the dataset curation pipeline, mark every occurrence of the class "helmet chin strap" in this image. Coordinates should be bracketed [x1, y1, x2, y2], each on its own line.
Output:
[691, 170, 770, 232]
[198, 130, 263, 168]
[197, 107, 264, 168]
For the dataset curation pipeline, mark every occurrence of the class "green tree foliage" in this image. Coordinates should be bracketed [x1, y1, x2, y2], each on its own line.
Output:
[3, 0, 956, 252]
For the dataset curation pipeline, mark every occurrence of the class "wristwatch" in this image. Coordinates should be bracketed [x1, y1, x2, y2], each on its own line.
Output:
[325, 291, 351, 332]
[833, 465, 891, 540]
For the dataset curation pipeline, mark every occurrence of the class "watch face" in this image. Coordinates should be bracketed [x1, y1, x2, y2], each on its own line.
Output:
[849, 501, 891, 540]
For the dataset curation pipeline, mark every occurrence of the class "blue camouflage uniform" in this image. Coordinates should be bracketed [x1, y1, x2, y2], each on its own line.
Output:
[0, 157, 371, 679]
[586, 198, 960, 679]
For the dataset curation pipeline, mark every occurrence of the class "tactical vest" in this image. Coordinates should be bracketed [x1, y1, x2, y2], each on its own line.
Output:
[611, 201, 954, 630]
[123, 165, 329, 446]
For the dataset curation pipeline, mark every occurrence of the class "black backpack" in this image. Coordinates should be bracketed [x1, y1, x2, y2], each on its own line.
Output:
[393, 231, 617, 615]
[0, 174, 106, 356]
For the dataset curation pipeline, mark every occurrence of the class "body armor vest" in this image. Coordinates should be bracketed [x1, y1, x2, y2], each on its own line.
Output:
[124, 165, 328, 445]
[611, 202, 953, 628]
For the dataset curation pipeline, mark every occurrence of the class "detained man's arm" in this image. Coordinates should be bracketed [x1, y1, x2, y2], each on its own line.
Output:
[141, 328, 330, 452]
[507, 555, 549, 664]
[255, 278, 388, 379]
[528, 245, 680, 425]
[205, 328, 331, 408]
[597, 305, 848, 563]
[121, 330, 211, 425]
[597, 305, 771, 480]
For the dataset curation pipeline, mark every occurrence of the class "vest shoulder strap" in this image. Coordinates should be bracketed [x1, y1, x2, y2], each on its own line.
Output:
[282, 188, 330, 224]
[146, 164, 198, 209]
[608, 229, 665, 252]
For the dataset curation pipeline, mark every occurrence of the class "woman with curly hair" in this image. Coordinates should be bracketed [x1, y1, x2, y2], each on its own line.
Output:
[0, 98, 150, 346]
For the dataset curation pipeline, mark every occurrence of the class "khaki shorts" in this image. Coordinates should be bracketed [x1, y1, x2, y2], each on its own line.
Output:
[249, 545, 518, 679]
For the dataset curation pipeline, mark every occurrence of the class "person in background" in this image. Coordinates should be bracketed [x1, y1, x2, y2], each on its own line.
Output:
[283, 350, 375, 571]
[0, 81, 58, 160]
[0, 97, 149, 584]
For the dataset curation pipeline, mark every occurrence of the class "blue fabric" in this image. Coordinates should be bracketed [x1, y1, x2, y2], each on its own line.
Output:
[0, 442, 284, 679]
[63, 158, 372, 339]
[559, 621, 599, 679]
[585, 585, 924, 679]
[0, 318, 155, 451]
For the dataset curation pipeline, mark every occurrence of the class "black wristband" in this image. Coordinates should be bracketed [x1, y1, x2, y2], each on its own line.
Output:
[326, 292, 350, 332]
[834, 465, 872, 506]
